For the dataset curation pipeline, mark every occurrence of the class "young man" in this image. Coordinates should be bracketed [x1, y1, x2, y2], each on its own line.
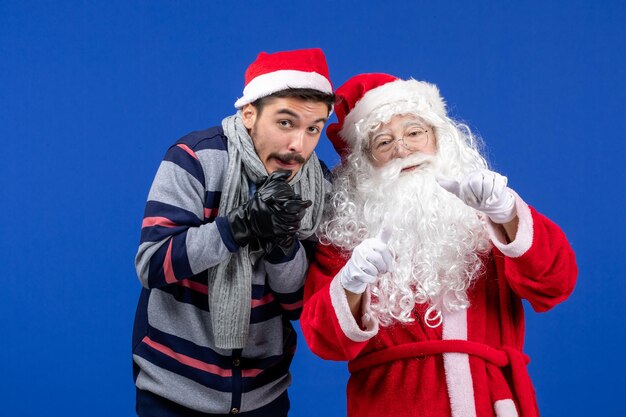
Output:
[132, 48, 334, 416]
[300, 73, 577, 417]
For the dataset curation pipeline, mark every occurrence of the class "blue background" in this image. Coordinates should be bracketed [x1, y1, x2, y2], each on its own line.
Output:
[1, 1, 625, 415]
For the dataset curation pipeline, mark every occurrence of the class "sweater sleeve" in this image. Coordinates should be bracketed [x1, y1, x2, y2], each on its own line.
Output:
[263, 242, 308, 320]
[135, 142, 231, 289]
[300, 243, 378, 361]
[486, 191, 578, 312]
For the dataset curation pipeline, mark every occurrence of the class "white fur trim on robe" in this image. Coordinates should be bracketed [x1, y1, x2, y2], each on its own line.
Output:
[494, 399, 519, 417]
[486, 190, 533, 258]
[442, 308, 477, 417]
[329, 276, 379, 342]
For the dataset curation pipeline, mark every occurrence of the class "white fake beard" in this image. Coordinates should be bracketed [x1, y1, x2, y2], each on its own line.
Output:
[328, 154, 491, 327]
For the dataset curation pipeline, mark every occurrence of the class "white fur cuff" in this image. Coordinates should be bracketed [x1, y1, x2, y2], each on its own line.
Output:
[329, 276, 378, 342]
[486, 190, 533, 258]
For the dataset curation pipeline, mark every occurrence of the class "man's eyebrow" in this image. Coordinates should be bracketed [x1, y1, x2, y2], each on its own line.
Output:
[275, 108, 327, 124]
[275, 109, 300, 119]
[312, 117, 328, 124]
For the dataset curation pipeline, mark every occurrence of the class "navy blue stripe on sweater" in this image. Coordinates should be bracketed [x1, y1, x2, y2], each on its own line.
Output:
[134, 341, 233, 392]
[215, 217, 238, 253]
[132, 288, 150, 381]
[203, 190, 222, 220]
[146, 239, 170, 287]
[281, 309, 302, 322]
[156, 281, 299, 322]
[160, 280, 210, 311]
[249, 303, 282, 324]
[143, 200, 203, 227]
[243, 354, 294, 392]
[136, 324, 295, 394]
[146, 231, 194, 287]
[250, 284, 289, 323]
[272, 287, 304, 321]
[140, 201, 202, 244]
[148, 325, 233, 369]
[169, 230, 194, 278]
[251, 284, 269, 299]
[140, 224, 190, 245]
[271, 287, 304, 305]
[176, 127, 228, 152]
[163, 144, 205, 188]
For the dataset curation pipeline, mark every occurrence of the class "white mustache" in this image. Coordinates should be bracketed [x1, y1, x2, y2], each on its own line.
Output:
[377, 154, 437, 181]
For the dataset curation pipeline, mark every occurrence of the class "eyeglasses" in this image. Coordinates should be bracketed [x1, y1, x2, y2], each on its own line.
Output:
[368, 126, 430, 162]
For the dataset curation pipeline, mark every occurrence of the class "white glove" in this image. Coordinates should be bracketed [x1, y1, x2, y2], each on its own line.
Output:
[436, 169, 517, 224]
[339, 227, 394, 294]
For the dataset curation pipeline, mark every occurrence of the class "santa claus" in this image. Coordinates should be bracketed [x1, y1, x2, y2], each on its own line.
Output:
[300, 73, 577, 417]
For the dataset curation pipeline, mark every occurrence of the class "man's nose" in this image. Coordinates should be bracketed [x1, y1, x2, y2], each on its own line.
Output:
[287, 130, 305, 153]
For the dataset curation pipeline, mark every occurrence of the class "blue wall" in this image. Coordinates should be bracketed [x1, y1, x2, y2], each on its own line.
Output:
[1, 1, 624, 415]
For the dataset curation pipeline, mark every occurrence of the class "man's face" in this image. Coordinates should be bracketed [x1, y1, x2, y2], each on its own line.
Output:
[368, 114, 438, 169]
[242, 97, 329, 179]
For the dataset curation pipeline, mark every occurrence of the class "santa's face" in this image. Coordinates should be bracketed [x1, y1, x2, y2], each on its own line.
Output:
[319, 113, 492, 326]
[367, 114, 438, 169]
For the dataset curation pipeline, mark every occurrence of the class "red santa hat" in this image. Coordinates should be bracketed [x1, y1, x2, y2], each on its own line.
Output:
[234, 48, 333, 108]
[327, 73, 447, 160]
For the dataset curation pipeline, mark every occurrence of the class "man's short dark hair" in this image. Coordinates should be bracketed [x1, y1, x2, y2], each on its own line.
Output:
[251, 88, 335, 115]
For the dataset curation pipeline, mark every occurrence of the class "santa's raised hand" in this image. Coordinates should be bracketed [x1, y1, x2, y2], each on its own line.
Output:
[436, 169, 517, 224]
[339, 226, 394, 294]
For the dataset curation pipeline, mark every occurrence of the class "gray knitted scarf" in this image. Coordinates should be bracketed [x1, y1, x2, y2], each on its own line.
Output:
[208, 112, 325, 349]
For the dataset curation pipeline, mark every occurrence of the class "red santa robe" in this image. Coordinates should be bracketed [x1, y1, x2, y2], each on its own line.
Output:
[300, 194, 577, 417]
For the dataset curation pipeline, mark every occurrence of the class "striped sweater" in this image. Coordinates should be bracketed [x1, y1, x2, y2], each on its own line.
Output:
[132, 126, 329, 416]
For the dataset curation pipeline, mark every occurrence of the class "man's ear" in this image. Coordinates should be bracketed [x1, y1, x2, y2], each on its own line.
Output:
[241, 104, 257, 129]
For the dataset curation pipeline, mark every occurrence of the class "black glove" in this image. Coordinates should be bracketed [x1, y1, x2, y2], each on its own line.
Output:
[254, 170, 293, 203]
[258, 171, 312, 234]
[226, 170, 308, 247]
[265, 196, 312, 256]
